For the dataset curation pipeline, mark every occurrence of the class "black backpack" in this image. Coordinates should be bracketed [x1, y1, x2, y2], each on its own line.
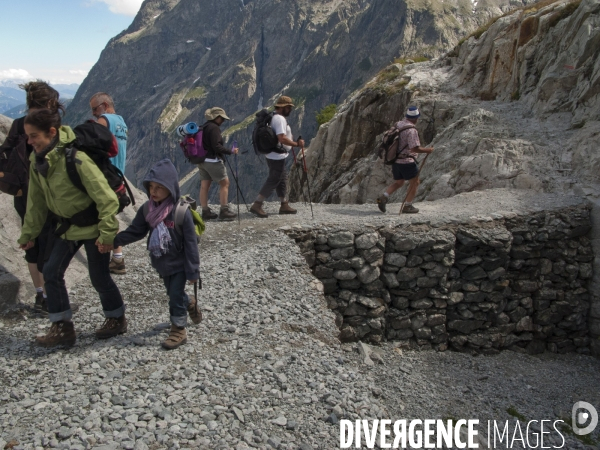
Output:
[52, 121, 136, 235]
[252, 109, 284, 155]
[0, 117, 30, 196]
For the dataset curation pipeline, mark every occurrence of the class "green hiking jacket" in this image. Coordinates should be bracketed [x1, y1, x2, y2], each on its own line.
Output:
[18, 126, 119, 245]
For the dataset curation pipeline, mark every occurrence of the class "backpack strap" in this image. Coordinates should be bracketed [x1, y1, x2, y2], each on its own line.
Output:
[173, 199, 189, 236]
[142, 200, 150, 219]
[395, 124, 418, 160]
[64, 147, 87, 193]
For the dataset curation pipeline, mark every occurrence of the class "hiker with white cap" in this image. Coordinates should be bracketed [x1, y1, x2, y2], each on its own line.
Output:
[377, 106, 433, 214]
[198, 107, 238, 221]
[250, 96, 303, 218]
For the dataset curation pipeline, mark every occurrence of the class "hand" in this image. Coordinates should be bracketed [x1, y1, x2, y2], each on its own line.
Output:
[426, 147, 434, 154]
[188, 279, 197, 285]
[20, 241, 34, 251]
[297, 139, 305, 148]
[232, 147, 239, 155]
[96, 239, 114, 254]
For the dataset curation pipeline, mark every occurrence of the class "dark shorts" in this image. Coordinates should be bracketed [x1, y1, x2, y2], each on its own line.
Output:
[392, 162, 418, 181]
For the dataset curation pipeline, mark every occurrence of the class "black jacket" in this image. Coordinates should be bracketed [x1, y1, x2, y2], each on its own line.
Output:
[201, 120, 232, 160]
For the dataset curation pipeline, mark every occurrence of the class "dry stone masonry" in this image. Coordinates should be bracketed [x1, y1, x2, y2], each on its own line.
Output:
[285, 205, 595, 355]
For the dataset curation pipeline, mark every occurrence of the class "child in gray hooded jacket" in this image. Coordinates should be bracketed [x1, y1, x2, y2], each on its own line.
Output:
[114, 159, 200, 349]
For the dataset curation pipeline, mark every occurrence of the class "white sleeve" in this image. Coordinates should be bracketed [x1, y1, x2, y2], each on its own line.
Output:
[271, 115, 287, 136]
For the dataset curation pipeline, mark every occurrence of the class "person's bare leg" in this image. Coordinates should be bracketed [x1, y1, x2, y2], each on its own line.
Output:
[385, 179, 405, 196]
[219, 178, 230, 207]
[405, 177, 420, 203]
[28, 262, 44, 291]
[200, 180, 212, 208]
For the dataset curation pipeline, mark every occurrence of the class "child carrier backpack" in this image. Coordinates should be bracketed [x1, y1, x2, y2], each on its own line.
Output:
[378, 123, 416, 165]
[179, 125, 207, 164]
[252, 109, 284, 155]
[142, 194, 205, 242]
[52, 121, 136, 235]
[0, 118, 30, 196]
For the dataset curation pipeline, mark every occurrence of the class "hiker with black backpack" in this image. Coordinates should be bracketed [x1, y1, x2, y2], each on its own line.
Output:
[250, 96, 302, 218]
[0, 81, 62, 315]
[197, 107, 237, 221]
[17, 108, 127, 348]
[112, 159, 201, 350]
[377, 106, 433, 214]
[89, 92, 129, 275]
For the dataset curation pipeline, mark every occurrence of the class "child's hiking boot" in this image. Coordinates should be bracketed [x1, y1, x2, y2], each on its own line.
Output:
[401, 204, 419, 214]
[36, 321, 76, 348]
[187, 297, 203, 324]
[95, 315, 127, 339]
[109, 256, 126, 274]
[219, 206, 236, 221]
[377, 195, 388, 213]
[279, 202, 297, 215]
[34, 292, 48, 316]
[202, 208, 218, 221]
[162, 325, 187, 350]
[250, 201, 268, 218]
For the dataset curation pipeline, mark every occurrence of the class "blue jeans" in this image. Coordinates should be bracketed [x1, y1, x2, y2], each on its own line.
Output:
[163, 271, 189, 327]
[43, 237, 125, 322]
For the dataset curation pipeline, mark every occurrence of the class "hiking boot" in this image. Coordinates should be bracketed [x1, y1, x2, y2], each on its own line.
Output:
[250, 201, 268, 218]
[377, 194, 388, 213]
[401, 204, 419, 214]
[279, 202, 297, 215]
[202, 208, 218, 220]
[95, 315, 127, 339]
[187, 296, 203, 324]
[162, 325, 187, 350]
[34, 292, 48, 316]
[219, 206, 236, 221]
[35, 321, 76, 348]
[109, 256, 126, 275]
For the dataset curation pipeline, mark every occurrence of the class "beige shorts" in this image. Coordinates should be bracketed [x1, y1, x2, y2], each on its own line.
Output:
[197, 161, 227, 182]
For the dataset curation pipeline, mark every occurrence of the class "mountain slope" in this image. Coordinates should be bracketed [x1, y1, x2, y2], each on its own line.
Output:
[290, 0, 600, 205]
[65, 0, 523, 199]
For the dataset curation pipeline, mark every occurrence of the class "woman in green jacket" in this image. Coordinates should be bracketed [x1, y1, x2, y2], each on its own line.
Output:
[18, 108, 127, 347]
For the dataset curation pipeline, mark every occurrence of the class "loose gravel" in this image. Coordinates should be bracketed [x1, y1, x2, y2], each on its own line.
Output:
[0, 189, 599, 450]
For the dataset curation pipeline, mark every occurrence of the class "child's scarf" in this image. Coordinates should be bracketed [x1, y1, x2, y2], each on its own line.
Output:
[147, 197, 174, 257]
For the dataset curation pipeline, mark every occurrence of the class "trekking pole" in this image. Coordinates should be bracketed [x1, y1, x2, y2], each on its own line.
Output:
[224, 156, 250, 212]
[233, 140, 240, 225]
[298, 136, 314, 219]
[399, 153, 430, 215]
[291, 147, 307, 205]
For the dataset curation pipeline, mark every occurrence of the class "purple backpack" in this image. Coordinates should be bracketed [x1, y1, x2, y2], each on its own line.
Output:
[179, 129, 207, 164]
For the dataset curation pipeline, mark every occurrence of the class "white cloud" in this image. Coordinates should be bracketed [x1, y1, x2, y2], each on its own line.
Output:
[0, 69, 34, 81]
[92, 0, 144, 16]
[69, 69, 89, 77]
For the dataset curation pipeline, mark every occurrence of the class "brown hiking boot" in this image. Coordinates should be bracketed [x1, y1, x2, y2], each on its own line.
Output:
[279, 202, 297, 215]
[109, 256, 126, 274]
[95, 315, 127, 339]
[377, 194, 388, 213]
[202, 208, 218, 220]
[401, 204, 419, 214]
[219, 206, 236, 221]
[187, 296, 203, 324]
[36, 321, 76, 348]
[250, 201, 268, 218]
[162, 325, 187, 350]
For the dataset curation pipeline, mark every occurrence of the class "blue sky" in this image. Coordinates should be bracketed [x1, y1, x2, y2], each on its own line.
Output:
[0, 0, 143, 84]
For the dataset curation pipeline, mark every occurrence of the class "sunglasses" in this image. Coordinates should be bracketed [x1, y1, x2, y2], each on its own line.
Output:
[91, 102, 106, 113]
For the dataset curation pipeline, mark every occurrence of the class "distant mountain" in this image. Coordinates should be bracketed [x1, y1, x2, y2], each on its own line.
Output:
[0, 80, 80, 114]
[2, 98, 73, 119]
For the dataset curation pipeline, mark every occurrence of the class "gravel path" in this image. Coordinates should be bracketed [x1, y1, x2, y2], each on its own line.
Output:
[1, 189, 599, 450]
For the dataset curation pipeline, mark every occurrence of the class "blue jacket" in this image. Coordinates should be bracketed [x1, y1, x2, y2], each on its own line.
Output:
[114, 159, 199, 281]
[101, 113, 127, 174]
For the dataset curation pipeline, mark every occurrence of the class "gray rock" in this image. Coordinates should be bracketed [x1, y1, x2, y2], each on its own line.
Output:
[328, 231, 355, 248]
[384, 253, 407, 267]
[355, 232, 379, 249]
[333, 270, 357, 280]
[357, 265, 380, 284]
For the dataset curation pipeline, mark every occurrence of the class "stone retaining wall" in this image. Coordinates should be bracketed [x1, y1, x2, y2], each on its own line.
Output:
[284, 206, 595, 355]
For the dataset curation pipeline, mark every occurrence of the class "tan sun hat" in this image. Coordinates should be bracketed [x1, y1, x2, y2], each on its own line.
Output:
[274, 96, 295, 108]
[205, 107, 230, 121]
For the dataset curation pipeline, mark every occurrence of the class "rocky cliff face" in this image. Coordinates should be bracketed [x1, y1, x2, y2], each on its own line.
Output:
[292, 0, 599, 205]
[65, 0, 520, 199]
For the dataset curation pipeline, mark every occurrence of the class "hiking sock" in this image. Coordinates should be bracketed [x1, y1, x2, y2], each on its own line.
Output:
[43, 294, 47, 299]
[405, 202, 412, 206]
[383, 192, 390, 198]
[113, 253, 123, 259]
[36, 287, 43, 294]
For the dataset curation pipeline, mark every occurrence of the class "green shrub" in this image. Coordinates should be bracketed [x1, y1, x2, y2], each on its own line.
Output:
[316, 104, 337, 126]
[358, 57, 372, 71]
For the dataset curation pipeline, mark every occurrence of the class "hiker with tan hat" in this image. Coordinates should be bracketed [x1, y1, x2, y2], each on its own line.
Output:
[199, 107, 238, 221]
[250, 96, 303, 218]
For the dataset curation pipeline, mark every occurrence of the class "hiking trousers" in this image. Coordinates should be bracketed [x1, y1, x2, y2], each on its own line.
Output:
[43, 237, 125, 322]
[162, 271, 190, 327]
[259, 158, 287, 199]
